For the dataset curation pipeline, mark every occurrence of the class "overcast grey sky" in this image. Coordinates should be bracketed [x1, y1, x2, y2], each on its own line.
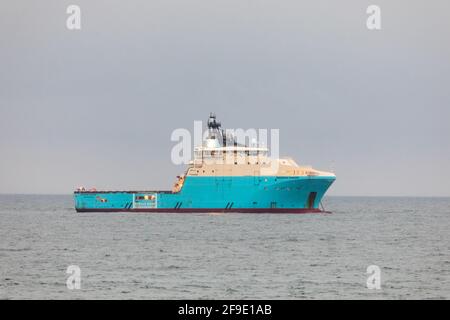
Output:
[1, 0, 449, 196]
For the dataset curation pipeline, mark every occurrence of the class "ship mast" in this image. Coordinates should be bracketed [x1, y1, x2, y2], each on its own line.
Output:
[207, 112, 226, 146]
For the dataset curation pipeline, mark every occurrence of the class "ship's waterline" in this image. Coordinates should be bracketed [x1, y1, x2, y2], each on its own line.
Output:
[74, 114, 335, 213]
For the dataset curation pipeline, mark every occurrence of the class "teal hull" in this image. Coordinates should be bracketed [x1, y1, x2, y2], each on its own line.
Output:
[74, 175, 335, 213]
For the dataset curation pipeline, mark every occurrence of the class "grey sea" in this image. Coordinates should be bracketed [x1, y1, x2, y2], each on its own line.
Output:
[0, 195, 449, 300]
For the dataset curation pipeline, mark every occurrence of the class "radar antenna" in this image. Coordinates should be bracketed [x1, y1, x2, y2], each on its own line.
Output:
[206, 113, 232, 146]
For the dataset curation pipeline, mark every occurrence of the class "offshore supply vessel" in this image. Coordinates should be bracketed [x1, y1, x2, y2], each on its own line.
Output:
[74, 114, 335, 213]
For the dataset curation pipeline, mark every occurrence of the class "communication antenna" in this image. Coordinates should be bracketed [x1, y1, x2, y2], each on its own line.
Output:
[207, 112, 223, 142]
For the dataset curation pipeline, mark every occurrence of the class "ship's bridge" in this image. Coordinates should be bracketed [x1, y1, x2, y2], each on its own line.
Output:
[194, 144, 269, 164]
